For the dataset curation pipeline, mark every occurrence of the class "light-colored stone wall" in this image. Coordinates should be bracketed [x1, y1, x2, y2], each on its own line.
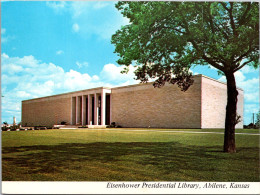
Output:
[21, 87, 111, 127]
[22, 96, 72, 127]
[236, 89, 244, 128]
[201, 76, 244, 129]
[111, 76, 202, 128]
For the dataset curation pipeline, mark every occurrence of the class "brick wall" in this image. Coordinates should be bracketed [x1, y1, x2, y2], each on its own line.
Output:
[111, 76, 202, 128]
[22, 96, 71, 127]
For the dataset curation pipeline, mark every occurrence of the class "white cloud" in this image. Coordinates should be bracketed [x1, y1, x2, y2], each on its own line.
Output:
[17, 91, 32, 98]
[64, 70, 92, 90]
[93, 2, 109, 10]
[76, 61, 88, 69]
[1, 53, 139, 123]
[244, 91, 259, 102]
[70, 2, 109, 18]
[237, 77, 259, 93]
[56, 50, 64, 55]
[72, 23, 80, 32]
[2, 53, 9, 58]
[1, 37, 8, 43]
[46, 1, 129, 40]
[218, 71, 259, 103]
[1, 28, 6, 34]
[240, 65, 259, 74]
[92, 75, 99, 81]
[71, 2, 128, 39]
[244, 104, 259, 115]
[100, 64, 138, 84]
[46, 1, 67, 13]
[234, 71, 246, 83]
[70, 2, 89, 18]
[1, 28, 15, 43]
[2, 63, 23, 74]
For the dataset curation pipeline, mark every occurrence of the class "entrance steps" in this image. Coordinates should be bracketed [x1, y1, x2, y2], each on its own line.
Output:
[59, 125, 107, 129]
[59, 125, 78, 129]
[87, 125, 107, 129]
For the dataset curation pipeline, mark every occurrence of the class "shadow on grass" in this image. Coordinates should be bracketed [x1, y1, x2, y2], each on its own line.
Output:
[2, 142, 259, 181]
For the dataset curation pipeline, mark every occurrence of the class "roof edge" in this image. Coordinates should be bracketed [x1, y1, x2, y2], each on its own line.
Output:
[201, 74, 244, 91]
[112, 74, 204, 90]
[22, 86, 111, 102]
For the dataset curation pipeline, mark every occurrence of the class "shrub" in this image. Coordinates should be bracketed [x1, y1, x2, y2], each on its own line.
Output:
[1, 126, 10, 131]
[11, 125, 20, 131]
[108, 122, 122, 128]
[61, 121, 67, 125]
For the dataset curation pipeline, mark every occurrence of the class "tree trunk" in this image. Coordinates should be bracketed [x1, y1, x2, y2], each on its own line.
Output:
[224, 72, 238, 153]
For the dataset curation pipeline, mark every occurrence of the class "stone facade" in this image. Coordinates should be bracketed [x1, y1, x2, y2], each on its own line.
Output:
[111, 76, 202, 128]
[22, 87, 111, 127]
[201, 76, 244, 129]
[21, 74, 244, 128]
[22, 96, 71, 127]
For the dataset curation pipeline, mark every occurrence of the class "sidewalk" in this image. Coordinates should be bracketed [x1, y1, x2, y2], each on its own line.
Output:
[103, 128, 260, 136]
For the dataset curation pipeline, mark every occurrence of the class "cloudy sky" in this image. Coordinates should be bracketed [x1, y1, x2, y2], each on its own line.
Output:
[1, 1, 259, 125]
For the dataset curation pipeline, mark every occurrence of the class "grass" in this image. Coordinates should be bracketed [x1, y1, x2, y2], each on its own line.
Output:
[2, 128, 259, 181]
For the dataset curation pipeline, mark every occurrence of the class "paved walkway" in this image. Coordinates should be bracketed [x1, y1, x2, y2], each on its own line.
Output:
[102, 128, 260, 136]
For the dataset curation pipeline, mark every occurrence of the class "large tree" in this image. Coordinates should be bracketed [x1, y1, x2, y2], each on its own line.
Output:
[111, 2, 259, 153]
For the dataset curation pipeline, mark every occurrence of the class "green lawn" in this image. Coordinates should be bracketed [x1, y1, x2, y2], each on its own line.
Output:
[2, 128, 259, 181]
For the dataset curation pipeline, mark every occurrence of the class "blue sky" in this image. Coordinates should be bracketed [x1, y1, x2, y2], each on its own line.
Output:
[1, 1, 259, 125]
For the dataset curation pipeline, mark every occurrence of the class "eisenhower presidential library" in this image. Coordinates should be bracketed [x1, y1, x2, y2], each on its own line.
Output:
[21, 74, 244, 129]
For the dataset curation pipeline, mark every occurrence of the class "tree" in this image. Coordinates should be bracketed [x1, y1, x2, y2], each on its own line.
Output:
[256, 111, 260, 128]
[111, 2, 259, 153]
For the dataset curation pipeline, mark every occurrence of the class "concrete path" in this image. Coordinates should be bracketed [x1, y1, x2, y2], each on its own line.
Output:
[102, 128, 260, 136]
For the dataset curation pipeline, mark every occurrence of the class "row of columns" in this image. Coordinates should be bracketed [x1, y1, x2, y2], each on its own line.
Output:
[73, 91, 107, 126]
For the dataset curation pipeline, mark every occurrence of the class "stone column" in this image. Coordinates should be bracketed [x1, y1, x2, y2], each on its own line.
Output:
[82, 95, 87, 126]
[70, 97, 76, 125]
[76, 96, 81, 125]
[71, 97, 76, 125]
[75, 96, 78, 124]
[94, 93, 99, 125]
[88, 94, 92, 125]
[101, 91, 106, 125]
[110, 93, 112, 125]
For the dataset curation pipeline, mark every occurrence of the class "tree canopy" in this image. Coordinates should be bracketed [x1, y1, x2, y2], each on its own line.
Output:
[112, 1, 259, 153]
[112, 2, 259, 91]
